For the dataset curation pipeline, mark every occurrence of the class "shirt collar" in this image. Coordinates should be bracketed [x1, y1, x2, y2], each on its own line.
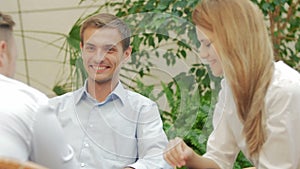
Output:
[73, 80, 127, 105]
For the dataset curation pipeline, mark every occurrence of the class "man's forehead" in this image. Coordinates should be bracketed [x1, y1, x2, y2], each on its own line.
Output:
[84, 28, 122, 46]
[84, 40, 122, 48]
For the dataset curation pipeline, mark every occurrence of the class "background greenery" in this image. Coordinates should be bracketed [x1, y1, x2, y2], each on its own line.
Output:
[52, 0, 300, 168]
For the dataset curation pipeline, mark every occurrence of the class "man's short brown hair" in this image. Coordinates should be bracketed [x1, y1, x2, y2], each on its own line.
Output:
[0, 12, 15, 42]
[80, 13, 131, 51]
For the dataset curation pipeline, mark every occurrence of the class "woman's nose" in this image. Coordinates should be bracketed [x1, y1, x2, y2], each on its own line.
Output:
[199, 45, 209, 59]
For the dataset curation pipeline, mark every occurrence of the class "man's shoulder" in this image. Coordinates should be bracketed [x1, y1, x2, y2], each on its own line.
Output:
[0, 75, 48, 104]
[125, 89, 156, 105]
[0, 76, 47, 124]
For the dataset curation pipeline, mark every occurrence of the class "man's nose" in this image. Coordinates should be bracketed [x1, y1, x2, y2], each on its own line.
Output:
[95, 49, 106, 61]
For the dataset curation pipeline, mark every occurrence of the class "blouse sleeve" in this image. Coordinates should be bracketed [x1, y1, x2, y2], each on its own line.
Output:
[203, 81, 240, 169]
[258, 81, 300, 169]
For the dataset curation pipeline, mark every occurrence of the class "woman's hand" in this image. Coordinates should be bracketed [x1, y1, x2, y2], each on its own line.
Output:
[163, 137, 195, 168]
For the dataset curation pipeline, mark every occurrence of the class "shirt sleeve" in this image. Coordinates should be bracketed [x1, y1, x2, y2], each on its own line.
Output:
[0, 110, 32, 161]
[0, 88, 45, 161]
[203, 85, 240, 169]
[257, 81, 300, 169]
[30, 105, 77, 169]
[128, 102, 172, 169]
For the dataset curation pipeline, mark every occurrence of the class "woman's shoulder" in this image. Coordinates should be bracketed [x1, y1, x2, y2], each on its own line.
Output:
[266, 61, 300, 112]
[270, 61, 300, 92]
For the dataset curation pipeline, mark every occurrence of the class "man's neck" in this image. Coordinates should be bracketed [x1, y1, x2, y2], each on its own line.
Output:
[87, 79, 118, 102]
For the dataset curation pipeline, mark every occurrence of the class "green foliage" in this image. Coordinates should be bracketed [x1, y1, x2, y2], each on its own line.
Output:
[251, 0, 300, 70]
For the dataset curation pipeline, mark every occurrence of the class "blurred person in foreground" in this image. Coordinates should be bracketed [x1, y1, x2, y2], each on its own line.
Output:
[48, 13, 171, 169]
[0, 11, 77, 169]
[163, 0, 300, 168]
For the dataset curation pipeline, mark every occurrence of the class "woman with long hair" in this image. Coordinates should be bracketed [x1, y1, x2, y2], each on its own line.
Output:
[163, 0, 300, 168]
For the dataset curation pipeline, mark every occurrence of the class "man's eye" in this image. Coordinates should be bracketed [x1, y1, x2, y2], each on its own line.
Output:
[85, 46, 95, 52]
[106, 47, 115, 53]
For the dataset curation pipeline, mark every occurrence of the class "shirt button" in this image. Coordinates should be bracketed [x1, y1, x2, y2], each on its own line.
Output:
[84, 143, 89, 148]
[89, 124, 93, 128]
[80, 163, 85, 167]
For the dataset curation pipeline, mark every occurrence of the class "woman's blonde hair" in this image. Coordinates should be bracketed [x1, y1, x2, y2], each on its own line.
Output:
[192, 0, 274, 157]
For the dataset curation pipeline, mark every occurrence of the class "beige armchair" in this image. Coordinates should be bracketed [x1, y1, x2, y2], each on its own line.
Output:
[0, 158, 48, 169]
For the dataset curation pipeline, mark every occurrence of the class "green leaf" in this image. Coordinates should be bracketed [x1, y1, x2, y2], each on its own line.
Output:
[262, 2, 270, 11]
[296, 38, 300, 52]
[148, 35, 155, 48]
[67, 24, 81, 50]
[144, 0, 156, 11]
[180, 50, 187, 58]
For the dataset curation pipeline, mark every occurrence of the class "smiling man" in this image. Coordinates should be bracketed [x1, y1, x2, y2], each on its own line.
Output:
[48, 13, 171, 169]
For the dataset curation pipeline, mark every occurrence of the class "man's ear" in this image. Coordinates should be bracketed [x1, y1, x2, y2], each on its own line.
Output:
[79, 42, 83, 58]
[0, 40, 8, 54]
[123, 46, 132, 62]
[80, 41, 83, 49]
[0, 41, 8, 66]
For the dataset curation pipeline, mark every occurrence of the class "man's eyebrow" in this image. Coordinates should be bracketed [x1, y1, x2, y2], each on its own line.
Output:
[84, 42, 95, 46]
[104, 44, 117, 49]
[83, 43, 118, 49]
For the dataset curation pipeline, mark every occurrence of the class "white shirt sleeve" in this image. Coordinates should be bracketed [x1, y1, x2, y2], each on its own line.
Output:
[0, 112, 32, 161]
[0, 88, 44, 161]
[30, 105, 77, 169]
[257, 80, 300, 169]
[203, 84, 240, 169]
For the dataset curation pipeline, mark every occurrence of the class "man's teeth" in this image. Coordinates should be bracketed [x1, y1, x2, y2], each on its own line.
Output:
[95, 66, 106, 70]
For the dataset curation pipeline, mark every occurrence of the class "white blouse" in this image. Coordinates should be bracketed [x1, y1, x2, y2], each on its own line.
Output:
[204, 61, 300, 169]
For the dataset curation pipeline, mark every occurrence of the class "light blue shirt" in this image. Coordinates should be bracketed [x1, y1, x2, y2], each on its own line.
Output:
[49, 81, 171, 169]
